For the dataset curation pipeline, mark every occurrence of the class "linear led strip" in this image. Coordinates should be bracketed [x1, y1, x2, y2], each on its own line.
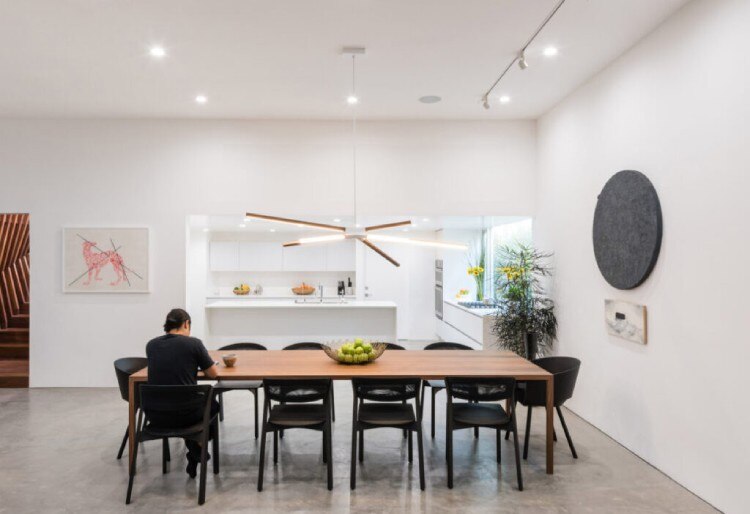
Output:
[366, 233, 468, 250]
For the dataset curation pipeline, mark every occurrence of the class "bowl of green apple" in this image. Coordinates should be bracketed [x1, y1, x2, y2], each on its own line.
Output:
[323, 339, 387, 365]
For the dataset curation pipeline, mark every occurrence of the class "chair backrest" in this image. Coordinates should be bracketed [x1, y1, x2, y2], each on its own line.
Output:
[445, 377, 516, 403]
[424, 341, 473, 351]
[283, 342, 324, 350]
[533, 356, 581, 405]
[139, 384, 214, 428]
[263, 379, 331, 403]
[114, 357, 148, 402]
[385, 343, 406, 350]
[219, 342, 267, 351]
[352, 378, 420, 402]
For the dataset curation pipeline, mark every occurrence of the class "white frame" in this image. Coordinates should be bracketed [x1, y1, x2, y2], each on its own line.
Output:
[62, 227, 151, 294]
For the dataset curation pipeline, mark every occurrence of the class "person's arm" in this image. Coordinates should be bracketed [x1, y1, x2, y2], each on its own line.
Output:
[195, 339, 219, 379]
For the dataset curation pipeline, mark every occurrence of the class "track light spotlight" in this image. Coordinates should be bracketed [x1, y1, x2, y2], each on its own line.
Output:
[518, 51, 529, 70]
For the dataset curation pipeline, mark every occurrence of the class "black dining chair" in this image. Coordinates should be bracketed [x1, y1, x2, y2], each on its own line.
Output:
[283, 342, 336, 422]
[126, 384, 219, 505]
[445, 377, 522, 490]
[257, 379, 333, 491]
[421, 342, 475, 438]
[213, 342, 267, 438]
[514, 356, 581, 460]
[385, 342, 406, 350]
[114, 357, 169, 462]
[350, 378, 425, 490]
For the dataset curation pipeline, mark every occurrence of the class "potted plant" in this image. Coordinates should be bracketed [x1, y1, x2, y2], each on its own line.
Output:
[492, 244, 557, 359]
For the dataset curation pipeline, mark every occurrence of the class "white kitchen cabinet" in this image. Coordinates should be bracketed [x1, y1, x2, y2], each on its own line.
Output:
[239, 242, 283, 271]
[282, 244, 327, 271]
[326, 239, 356, 271]
[209, 241, 239, 271]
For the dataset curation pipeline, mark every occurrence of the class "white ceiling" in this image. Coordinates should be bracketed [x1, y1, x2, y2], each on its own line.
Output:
[0, 0, 689, 120]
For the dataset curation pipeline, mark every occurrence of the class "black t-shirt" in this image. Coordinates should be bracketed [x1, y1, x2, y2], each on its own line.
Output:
[145, 334, 214, 386]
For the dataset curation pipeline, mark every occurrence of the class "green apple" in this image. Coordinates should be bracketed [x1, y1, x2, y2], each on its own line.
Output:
[344, 354, 354, 363]
[354, 346, 364, 355]
[354, 337, 364, 345]
[362, 343, 372, 353]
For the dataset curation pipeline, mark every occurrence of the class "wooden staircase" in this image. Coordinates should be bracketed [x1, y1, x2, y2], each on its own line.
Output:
[0, 214, 29, 388]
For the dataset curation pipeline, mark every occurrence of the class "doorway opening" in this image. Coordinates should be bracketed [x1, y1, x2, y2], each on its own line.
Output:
[0, 214, 29, 388]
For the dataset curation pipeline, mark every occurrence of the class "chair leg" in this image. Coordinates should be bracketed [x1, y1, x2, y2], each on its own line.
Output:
[474, 426, 479, 439]
[506, 399, 517, 441]
[358, 429, 364, 463]
[553, 428, 558, 442]
[162, 438, 169, 474]
[273, 430, 279, 465]
[416, 427, 425, 491]
[512, 425, 523, 491]
[431, 388, 437, 439]
[218, 393, 224, 422]
[446, 420, 454, 489]
[253, 390, 259, 439]
[117, 427, 128, 460]
[350, 424, 358, 490]
[125, 432, 140, 504]
[523, 406, 532, 460]
[212, 421, 220, 474]
[198, 435, 209, 505]
[402, 400, 408, 439]
[408, 430, 413, 463]
[496, 428, 501, 464]
[322, 428, 327, 464]
[326, 420, 333, 490]
[557, 407, 578, 458]
[330, 386, 336, 422]
[257, 426, 268, 491]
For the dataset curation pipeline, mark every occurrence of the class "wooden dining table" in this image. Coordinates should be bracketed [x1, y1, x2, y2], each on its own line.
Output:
[128, 349, 555, 474]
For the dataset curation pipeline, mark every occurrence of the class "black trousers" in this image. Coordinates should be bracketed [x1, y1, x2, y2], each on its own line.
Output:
[148, 400, 219, 463]
[184, 400, 220, 463]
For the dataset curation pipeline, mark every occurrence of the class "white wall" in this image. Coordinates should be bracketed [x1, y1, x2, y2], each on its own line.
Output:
[0, 119, 536, 387]
[534, 0, 749, 512]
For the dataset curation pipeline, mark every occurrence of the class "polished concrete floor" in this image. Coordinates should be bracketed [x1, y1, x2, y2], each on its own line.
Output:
[0, 386, 716, 513]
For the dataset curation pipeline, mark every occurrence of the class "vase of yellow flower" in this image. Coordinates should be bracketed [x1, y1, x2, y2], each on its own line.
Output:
[467, 236, 487, 302]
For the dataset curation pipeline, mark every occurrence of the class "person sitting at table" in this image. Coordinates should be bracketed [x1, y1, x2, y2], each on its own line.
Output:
[145, 308, 218, 478]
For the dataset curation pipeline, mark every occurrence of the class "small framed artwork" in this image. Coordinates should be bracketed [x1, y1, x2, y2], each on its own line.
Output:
[604, 299, 647, 344]
[63, 227, 150, 293]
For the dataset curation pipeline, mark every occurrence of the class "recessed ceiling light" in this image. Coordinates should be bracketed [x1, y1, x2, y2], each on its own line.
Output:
[195, 95, 207, 104]
[238, 224, 246, 228]
[499, 95, 511, 104]
[202, 228, 210, 233]
[269, 228, 276, 232]
[346, 95, 359, 105]
[149, 46, 166, 59]
[355, 223, 361, 228]
[422, 218, 429, 222]
[333, 218, 342, 222]
[402, 228, 409, 232]
[543, 46, 559, 57]
[419, 95, 441, 104]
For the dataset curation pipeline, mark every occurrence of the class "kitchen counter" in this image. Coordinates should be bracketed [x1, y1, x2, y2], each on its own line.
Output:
[443, 299, 498, 318]
[206, 298, 398, 344]
[206, 299, 396, 309]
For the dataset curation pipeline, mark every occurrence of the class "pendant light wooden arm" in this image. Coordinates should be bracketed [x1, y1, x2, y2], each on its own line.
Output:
[364, 220, 412, 232]
[245, 212, 346, 232]
[360, 238, 400, 267]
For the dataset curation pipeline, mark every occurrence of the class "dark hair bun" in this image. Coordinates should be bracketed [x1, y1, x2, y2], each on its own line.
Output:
[163, 308, 191, 332]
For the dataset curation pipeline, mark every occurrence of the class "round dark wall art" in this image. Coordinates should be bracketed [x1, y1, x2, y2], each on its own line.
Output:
[593, 170, 662, 290]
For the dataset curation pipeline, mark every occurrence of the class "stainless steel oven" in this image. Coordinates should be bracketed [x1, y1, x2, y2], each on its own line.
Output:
[435, 260, 443, 319]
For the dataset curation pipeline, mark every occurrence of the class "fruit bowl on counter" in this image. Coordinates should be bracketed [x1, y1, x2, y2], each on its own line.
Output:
[292, 282, 316, 295]
[323, 339, 387, 365]
[233, 283, 251, 296]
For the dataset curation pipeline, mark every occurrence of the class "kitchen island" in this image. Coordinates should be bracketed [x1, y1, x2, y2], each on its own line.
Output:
[205, 298, 397, 346]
